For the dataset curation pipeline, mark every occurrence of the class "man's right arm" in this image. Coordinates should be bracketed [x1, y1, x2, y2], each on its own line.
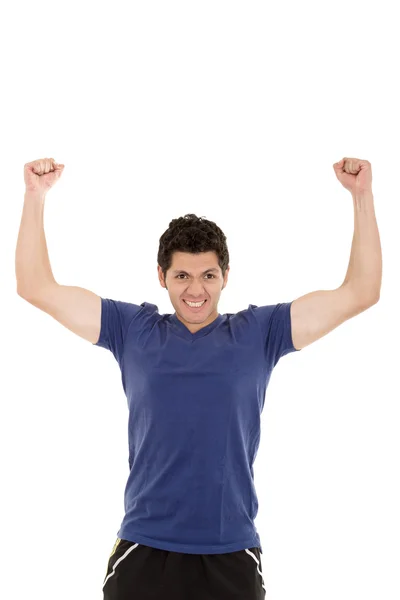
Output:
[19, 283, 102, 344]
[15, 191, 102, 344]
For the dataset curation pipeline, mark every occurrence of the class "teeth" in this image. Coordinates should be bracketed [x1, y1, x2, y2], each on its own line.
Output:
[184, 300, 206, 307]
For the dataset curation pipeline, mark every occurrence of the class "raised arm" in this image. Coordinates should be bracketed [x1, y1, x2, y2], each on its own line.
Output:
[15, 159, 102, 344]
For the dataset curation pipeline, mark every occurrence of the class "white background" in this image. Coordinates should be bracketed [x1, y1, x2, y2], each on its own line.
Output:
[2, 1, 398, 599]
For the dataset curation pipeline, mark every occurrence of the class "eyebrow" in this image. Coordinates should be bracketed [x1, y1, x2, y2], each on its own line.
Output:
[172, 268, 219, 275]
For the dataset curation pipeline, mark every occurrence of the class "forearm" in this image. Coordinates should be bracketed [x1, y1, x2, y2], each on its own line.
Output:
[15, 191, 58, 296]
[342, 190, 382, 301]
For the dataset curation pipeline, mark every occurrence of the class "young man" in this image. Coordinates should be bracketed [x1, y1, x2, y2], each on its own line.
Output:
[16, 158, 381, 600]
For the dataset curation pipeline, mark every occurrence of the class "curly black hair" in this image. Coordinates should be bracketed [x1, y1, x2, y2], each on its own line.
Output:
[157, 214, 230, 283]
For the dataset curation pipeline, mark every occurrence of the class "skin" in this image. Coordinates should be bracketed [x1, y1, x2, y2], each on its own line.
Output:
[158, 251, 230, 334]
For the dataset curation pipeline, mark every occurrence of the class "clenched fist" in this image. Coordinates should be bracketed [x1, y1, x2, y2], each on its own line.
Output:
[333, 157, 372, 195]
[24, 158, 65, 195]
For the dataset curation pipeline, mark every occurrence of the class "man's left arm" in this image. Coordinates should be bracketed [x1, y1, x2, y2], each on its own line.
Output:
[291, 159, 382, 351]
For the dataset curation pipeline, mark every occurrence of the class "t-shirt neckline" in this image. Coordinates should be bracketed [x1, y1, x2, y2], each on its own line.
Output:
[170, 312, 223, 340]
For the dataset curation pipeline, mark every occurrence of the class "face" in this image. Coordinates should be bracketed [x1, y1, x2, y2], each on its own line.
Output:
[158, 251, 230, 334]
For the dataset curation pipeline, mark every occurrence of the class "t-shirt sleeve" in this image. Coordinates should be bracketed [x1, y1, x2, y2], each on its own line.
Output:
[249, 301, 300, 367]
[92, 297, 147, 365]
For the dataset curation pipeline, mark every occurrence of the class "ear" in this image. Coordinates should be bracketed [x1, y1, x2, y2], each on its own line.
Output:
[223, 266, 230, 286]
[157, 265, 167, 289]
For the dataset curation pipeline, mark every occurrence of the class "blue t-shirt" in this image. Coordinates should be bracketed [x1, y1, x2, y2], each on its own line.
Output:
[94, 298, 300, 554]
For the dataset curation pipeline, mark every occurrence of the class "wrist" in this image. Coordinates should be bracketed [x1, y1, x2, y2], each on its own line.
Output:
[352, 189, 375, 212]
[25, 189, 46, 201]
[352, 189, 373, 200]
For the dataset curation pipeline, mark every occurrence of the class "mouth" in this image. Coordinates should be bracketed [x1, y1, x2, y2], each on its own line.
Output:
[182, 299, 207, 312]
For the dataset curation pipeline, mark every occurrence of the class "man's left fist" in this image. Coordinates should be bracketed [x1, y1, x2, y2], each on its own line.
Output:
[333, 157, 372, 195]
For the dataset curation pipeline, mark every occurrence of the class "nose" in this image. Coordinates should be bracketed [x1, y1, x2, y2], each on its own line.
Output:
[185, 286, 207, 299]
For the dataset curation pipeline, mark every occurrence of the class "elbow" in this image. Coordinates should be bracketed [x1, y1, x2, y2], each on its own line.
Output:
[344, 281, 381, 308]
[361, 290, 380, 308]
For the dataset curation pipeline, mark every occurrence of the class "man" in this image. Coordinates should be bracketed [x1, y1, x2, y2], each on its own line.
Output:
[16, 157, 381, 600]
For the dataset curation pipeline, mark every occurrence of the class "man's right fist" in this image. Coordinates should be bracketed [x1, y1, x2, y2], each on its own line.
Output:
[24, 158, 65, 194]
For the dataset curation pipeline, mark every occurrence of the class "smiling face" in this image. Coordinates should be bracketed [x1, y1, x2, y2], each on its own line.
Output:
[158, 250, 230, 334]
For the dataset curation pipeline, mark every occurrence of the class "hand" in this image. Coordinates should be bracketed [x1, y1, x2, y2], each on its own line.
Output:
[333, 157, 372, 195]
[24, 157, 65, 195]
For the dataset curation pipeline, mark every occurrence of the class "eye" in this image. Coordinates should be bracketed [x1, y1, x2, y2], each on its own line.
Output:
[176, 273, 215, 279]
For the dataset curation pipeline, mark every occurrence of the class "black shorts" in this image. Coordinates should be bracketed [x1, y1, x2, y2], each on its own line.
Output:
[102, 537, 266, 600]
